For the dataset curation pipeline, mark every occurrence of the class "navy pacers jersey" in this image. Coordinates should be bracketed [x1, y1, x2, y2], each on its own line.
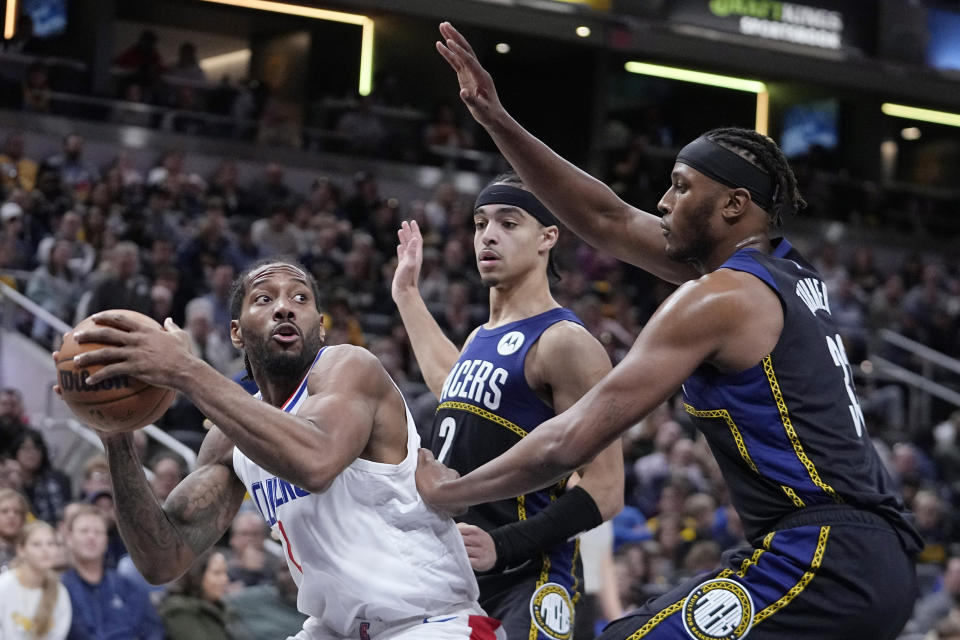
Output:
[682, 238, 921, 550]
[430, 308, 585, 597]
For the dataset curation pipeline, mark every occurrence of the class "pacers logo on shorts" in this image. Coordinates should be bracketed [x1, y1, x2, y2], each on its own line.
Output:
[681, 578, 754, 640]
[529, 582, 573, 639]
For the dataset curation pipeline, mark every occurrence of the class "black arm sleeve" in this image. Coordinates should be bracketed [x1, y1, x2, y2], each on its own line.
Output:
[488, 485, 603, 572]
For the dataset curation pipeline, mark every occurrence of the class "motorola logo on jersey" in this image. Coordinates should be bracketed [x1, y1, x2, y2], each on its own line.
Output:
[497, 331, 525, 355]
[682, 578, 754, 640]
[440, 358, 508, 410]
[250, 476, 311, 526]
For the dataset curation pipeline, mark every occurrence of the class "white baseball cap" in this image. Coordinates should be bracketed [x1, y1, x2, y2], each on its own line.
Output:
[0, 202, 22, 222]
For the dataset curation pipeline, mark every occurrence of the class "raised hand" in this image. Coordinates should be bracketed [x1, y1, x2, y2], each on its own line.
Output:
[391, 220, 424, 303]
[436, 22, 504, 127]
[415, 448, 468, 517]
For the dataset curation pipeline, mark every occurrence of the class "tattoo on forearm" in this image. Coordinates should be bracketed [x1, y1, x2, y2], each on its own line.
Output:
[106, 440, 180, 561]
[594, 398, 628, 441]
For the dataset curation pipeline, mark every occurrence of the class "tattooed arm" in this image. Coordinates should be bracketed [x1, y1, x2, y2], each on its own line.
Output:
[103, 426, 246, 584]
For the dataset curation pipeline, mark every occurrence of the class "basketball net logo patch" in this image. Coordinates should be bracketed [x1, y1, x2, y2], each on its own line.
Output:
[682, 578, 754, 640]
[497, 331, 525, 355]
[529, 582, 573, 639]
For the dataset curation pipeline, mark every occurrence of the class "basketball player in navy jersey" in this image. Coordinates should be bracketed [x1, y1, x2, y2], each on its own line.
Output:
[57, 259, 503, 640]
[392, 173, 624, 639]
[417, 22, 921, 640]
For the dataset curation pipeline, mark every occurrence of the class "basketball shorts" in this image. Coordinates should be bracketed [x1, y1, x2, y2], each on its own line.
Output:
[481, 574, 580, 640]
[288, 604, 505, 640]
[598, 507, 917, 640]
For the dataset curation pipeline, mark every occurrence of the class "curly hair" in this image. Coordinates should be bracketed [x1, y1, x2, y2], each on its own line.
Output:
[702, 127, 807, 227]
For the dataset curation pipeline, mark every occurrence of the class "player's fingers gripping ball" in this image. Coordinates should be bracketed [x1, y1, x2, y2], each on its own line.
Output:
[55, 309, 175, 433]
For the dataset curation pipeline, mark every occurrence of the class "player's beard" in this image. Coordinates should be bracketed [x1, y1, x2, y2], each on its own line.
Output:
[665, 198, 715, 266]
[245, 324, 325, 382]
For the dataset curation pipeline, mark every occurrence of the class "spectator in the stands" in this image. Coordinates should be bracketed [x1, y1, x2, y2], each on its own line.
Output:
[159, 547, 231, 640]
[913, 489, 952, 567]
[208, 160, 249, 219]
[114, 29, 165, 94]
[336, 94, 386, 156]
[225, 563, 306, 639]
[0, 520, 72, 638]
[224, 512, 280, 589]
[251, 201, 298, 258]
[178, 201, 236, 287]
[167, 42, 206, 85]
[78, 455, 111, 502]
[342, 170, 380, 229]
[0, 488, 29, 572]
[26, 239, 80, 342]
[61, 505, 164, 640]
[21, 62, 51, 113]
[248, 162, 293, 214]
[0, 133, 38, 193]
[13, 429, 70, 525]
[423, 102, 473, 152]
[148, 454, 184, 502]
[200, 261, 235, 339]
[183, 296, 239, 375]
[36, 210, 95, 279]
[41, 134, 98, 202]
[81, 241, 152, 318]
[905, 555, 960, 637]
[0, 201, 32, 270]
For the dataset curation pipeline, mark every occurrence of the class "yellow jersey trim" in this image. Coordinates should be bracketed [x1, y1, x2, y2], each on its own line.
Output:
[754, 525, 830, 624]
[438, 401, 528, 439]
[684, 402, 805, 507]
[762, 356, 841, 502]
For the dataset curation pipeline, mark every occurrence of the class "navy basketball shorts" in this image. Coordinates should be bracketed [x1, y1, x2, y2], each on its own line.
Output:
[480, 564, 581, 640]
[599, 509, 916, 640]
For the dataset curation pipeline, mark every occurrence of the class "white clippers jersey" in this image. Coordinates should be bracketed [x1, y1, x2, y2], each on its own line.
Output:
[232, 347, 480, 638]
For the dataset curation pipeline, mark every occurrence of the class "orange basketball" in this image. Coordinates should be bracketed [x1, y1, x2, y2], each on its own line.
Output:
[56, 310, 175, 433]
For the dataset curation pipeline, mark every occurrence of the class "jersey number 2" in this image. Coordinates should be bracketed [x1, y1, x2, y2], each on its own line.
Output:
[437, 417, 457, 464]
[826, 334, 865, 437]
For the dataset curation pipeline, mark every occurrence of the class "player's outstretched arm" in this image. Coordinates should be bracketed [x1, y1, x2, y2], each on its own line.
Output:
[417, 275, 748, 514]
[436, 21, 698, 285]
[103, 427, 246, 584]
[391, 220, 463, 396]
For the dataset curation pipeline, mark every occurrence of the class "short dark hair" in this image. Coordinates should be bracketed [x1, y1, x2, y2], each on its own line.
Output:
[702, 127, 806, 227]
[228, 257, 323, 321]
[485, 171, 561, 281]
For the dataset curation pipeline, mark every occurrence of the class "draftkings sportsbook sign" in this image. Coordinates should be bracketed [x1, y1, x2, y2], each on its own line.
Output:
[669, 0, 869, 53]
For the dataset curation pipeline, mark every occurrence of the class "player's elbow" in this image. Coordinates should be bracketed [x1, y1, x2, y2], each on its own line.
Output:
[541, 428, 591, 480]
[295, 462, 337, 494]
[597, 486, 625, 521]
[141, 562, 185, 585]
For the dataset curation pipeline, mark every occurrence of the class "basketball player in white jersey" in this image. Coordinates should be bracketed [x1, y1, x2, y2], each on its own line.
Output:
[58, 259, 504, 640]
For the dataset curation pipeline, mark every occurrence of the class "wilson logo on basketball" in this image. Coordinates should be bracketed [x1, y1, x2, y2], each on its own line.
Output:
[58, 369, 132, 392]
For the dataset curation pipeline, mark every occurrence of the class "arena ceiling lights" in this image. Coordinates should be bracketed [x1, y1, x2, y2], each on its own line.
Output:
[624, 61, 769, 135]
[881, 103, 960, 128]
[198, 0, 374, 96]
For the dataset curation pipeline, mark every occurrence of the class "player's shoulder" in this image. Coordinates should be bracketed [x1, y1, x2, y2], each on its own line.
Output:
[664, 268, 778, 331]
[533, 316, 610, 373]
[308, 344, 389, 388]
[539, 317, 601, 349]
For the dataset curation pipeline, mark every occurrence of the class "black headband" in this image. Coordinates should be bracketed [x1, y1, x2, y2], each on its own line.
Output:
[475, 184, 557, 227]
[676, 137, 774, 211]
